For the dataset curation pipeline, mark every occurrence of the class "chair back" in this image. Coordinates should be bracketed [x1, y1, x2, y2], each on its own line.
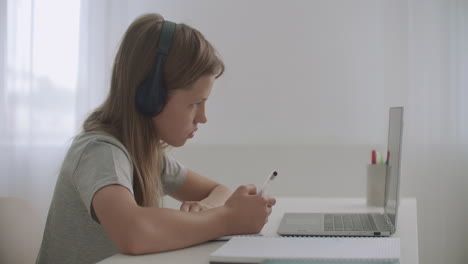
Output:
[0, 197, 43, 264]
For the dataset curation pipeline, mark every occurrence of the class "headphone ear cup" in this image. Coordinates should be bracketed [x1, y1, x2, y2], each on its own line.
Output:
[135, 55, 168, 117]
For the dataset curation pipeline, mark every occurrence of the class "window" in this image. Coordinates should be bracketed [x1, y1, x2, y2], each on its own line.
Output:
[2, 0, 80, 145]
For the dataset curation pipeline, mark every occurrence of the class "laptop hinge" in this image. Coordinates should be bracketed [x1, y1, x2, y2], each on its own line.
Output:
[383, 214, 396, 233]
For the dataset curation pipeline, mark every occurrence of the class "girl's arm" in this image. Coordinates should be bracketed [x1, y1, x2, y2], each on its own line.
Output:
[170, 169, 232, 211]
[92, 184, 275, 255]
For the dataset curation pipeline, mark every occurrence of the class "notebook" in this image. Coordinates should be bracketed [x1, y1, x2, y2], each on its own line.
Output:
[212, 233, 263, 241]
[277, 107, 404, 237]
[209, 236, 400, 263]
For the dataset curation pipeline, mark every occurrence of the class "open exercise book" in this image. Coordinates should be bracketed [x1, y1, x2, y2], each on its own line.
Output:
[209, 236, 400, 263]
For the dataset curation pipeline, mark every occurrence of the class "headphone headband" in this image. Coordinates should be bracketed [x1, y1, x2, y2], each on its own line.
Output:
[157, 21, 176, 56]
[135, 20, 177, 117]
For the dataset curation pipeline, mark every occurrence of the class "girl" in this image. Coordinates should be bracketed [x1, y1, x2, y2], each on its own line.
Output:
[36, 13, 276, 264]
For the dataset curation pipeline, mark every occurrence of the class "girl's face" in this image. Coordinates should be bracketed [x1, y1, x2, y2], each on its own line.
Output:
[153, 75, 215, 147]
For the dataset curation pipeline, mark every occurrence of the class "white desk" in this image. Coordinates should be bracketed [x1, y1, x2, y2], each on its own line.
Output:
[98, 197, 418, 264]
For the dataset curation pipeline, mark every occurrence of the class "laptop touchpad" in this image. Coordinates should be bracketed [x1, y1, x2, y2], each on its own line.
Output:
[285, 214, 322, 229]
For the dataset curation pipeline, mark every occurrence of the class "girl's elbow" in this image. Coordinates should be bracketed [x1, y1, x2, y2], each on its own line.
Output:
[118, 241, 140, 255]
[115, 233, 146, 255]
[115, 223, 164, 255]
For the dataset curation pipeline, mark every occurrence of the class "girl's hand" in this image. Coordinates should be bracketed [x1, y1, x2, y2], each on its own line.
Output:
[180, 201, 211, 212]
[223, 184, 276, 235]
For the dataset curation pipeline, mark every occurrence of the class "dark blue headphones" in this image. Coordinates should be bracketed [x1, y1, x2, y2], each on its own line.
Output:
[135, 21, 176, 117]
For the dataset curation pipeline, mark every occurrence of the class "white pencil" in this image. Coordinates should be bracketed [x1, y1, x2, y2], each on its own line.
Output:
[258, 171, 278, 195]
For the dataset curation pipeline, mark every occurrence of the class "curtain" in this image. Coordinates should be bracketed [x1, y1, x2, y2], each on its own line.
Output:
[0, 0, 129, 218]
[405, 0, 468, 263]
[0, 0, 81, 218]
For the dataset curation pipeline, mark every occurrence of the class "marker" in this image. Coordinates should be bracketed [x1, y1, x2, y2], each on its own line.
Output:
[371, 150, 377, 164]
[379, 152, 385, 165]
[258, 171, 278, 195]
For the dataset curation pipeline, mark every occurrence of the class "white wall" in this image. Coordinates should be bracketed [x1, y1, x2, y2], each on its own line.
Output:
[152, 0, 390, 145]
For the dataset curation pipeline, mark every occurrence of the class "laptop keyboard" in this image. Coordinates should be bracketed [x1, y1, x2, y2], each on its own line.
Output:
[324, 214, 377, 231]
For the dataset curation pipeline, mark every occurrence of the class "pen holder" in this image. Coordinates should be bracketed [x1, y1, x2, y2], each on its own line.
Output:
[366, 164, 387, 207]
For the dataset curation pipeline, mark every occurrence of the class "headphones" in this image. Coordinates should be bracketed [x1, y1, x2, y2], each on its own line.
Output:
[135, 20, 176, 117]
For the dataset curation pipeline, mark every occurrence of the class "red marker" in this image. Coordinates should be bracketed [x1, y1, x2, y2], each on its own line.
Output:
[371, 150, 377, 164]
[386, 151, 390, 165]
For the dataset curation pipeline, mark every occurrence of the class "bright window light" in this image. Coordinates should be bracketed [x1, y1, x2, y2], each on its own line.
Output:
[5, 0, 80, 145]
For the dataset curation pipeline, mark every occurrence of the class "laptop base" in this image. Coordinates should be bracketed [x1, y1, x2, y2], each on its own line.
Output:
[277, 213, 393, 237]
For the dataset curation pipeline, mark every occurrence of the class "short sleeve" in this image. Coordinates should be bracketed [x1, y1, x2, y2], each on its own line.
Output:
[161, 154, 187, 195]
[72, 139, 134, 222]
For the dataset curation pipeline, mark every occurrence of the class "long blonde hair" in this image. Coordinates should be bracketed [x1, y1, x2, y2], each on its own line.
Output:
[83, 13, 224, 207]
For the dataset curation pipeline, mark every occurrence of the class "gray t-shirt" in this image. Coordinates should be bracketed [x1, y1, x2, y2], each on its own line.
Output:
[36, 132, 187, 264]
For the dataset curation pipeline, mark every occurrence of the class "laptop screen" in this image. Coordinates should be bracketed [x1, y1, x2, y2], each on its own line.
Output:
[384, 107, 403, 228]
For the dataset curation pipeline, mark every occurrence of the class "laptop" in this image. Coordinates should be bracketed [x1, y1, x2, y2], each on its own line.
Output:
[277, 107, 404, 237]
